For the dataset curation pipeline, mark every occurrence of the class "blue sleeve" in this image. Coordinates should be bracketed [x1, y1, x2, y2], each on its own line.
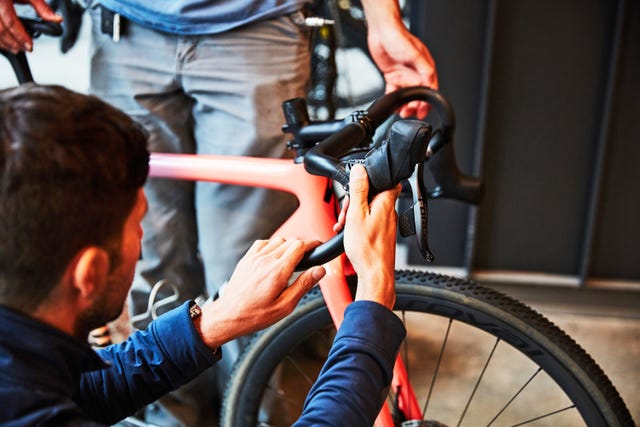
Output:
[77, 301, 218, 424]
[293, 301, 406, 427]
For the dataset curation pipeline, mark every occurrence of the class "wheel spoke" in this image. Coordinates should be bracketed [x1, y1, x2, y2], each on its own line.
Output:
[262, 381, 303, 412]
[421, 318, 453, 419]
[510, 405, 576, 426]
[486, 367, 542, 426]
[456, 337, 500, 427]
[402, 311, 410, 378]
[284, 355, 316, 387]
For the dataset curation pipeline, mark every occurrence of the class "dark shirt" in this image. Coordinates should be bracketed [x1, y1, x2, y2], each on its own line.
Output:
[0, 301, 405, 426]
[293, 301, 406, 426]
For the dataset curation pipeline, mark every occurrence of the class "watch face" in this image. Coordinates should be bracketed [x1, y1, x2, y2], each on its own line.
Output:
[188, 303, 221, 359]
[189, 304, 202, 319]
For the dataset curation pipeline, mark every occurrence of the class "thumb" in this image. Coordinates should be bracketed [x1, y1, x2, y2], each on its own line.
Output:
[282, 266, 325, 305]
[348, 164, 370, 214]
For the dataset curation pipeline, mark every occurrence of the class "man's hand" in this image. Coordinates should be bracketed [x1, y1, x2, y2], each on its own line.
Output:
[198, 238, 326, 348]
[361, 0, 438, 119]
[0, 0, 62, 53]
[344, 164, 401, 309]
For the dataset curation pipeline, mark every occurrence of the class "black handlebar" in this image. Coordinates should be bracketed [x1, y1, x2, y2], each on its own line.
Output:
[284, 86, 483, 269]
[20, 17, 64, 38]
[0, 18, 63, 84]
[303, 87, 455, 186]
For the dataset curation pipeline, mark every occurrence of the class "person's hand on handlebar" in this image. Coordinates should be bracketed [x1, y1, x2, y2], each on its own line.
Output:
[361, 0, 438, 119]
[197, 238, 326, 348]
[0, 0, 61, 53]
[343, 164, 401, 309]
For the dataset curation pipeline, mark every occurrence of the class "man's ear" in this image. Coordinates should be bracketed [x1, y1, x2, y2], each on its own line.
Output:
[71, 247, 110, 299]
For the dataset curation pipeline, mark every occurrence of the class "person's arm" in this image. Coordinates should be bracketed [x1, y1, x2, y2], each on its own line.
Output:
[294, 301, 406, 426]
[196, 238, 326, 348]
[77, 302, 217, 423]
[0, 0, 62, 53]
[361, 0, 438, 118]
[295, 164, 405, 425]
[78, 239, 326, 424]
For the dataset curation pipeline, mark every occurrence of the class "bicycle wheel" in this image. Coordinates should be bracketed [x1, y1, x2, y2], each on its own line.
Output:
[221, 270, 634, 427]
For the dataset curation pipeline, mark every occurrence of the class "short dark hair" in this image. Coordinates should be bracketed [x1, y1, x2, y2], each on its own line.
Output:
[0, 84, 149, 310]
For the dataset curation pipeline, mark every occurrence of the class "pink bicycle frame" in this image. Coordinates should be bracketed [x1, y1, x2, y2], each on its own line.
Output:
[149, 152, 420, 426]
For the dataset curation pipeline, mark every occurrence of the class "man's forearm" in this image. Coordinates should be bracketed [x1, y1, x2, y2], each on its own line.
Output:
[79, 302, 218, 424]
[360, 0, 404, 31]
[294, 301, 406, 426]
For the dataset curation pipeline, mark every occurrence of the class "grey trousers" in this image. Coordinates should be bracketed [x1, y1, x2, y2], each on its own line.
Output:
[89, 5, 311, 320]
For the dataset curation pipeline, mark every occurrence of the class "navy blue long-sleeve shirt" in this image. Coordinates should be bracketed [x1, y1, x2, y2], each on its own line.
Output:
[0, 300, 405, 426]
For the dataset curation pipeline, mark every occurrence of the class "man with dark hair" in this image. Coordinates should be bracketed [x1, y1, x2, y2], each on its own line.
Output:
[0, 83, 405, 426]
[0, 83, 149, 313]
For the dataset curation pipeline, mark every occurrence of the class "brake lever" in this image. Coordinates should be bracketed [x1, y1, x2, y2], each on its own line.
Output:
[399, 163, 434, 262]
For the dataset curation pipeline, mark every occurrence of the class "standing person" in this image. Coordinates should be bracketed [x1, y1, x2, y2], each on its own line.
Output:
[0, 83, 405, 427]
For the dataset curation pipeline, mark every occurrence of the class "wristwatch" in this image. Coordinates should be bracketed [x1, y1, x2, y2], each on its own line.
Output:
[189, 302, 203, 319]
[189, 302, 221, 360]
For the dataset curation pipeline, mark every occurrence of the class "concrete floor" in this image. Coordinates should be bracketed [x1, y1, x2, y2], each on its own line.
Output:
[2, 22, 638, 426]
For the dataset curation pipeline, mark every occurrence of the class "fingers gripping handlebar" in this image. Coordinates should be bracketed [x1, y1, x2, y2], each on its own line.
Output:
[0, 18, 63, 84]
[284, 86, 483, 270]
